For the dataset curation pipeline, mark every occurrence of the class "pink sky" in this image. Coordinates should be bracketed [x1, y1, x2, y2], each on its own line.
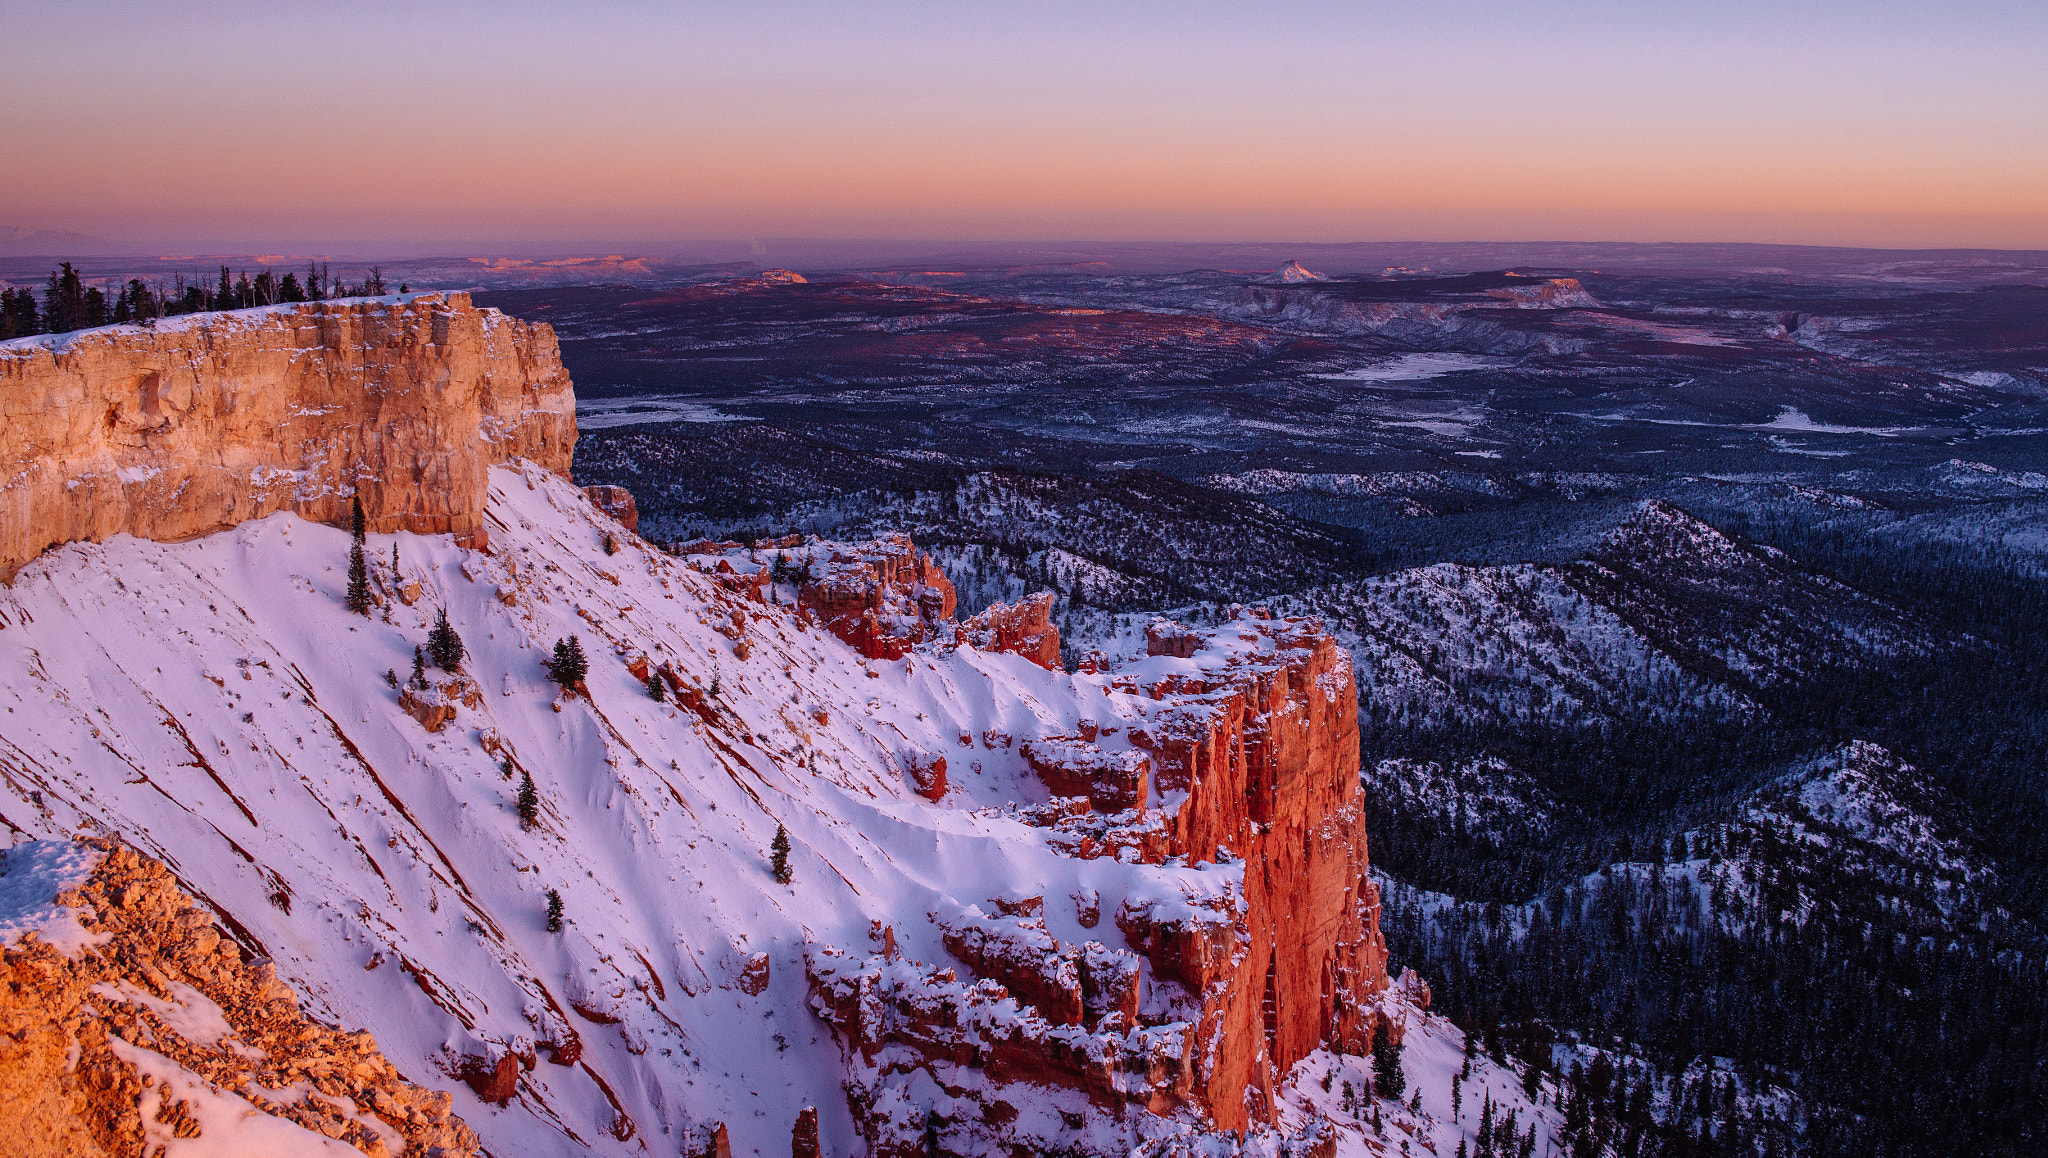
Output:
[4, 1, 2045, 252]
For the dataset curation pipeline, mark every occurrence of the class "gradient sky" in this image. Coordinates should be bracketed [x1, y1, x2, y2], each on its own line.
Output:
[3, 0, 2045, 253]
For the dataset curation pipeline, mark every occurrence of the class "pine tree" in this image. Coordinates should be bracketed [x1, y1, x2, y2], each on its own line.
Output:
[345, 496, 372, 615]
[410, 645, 428, 690]
[646, 673, 666, 702]
[428, 608, 465, 670]
[770, 823, 792, 884]
[545, 887, 563, 933]
[517, 770, 539, 829]
[43, 263, 86, 334]
[215, 265, 234, 311]
[546, 635, 590, 690]
[1374, 1033, 1406, 1099]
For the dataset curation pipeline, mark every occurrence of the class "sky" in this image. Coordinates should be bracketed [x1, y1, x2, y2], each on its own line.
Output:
[3, 0, 2045, 254]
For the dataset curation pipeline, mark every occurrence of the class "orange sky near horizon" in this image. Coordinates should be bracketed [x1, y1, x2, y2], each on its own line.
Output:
[3, 1, 2045, 253]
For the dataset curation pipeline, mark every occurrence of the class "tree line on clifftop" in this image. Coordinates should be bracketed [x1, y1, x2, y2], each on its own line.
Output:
[0, 260, 403, 338]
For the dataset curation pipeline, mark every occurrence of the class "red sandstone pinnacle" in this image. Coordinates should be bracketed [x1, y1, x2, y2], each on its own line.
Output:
[455, 1051, 521, 1105]
[688, 1122, 733, 1158]
[1106, 611, 1381, 1131]
[905, 751, 948, 801]
[791, 1106, 820, 1158]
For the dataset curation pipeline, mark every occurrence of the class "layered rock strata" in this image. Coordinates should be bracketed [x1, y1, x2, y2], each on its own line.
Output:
[0, 293, 575, 581]
[0, 837, 478, 1158]
[1112, 610, 1387, 1127]
[805, 606, 1386, 1152]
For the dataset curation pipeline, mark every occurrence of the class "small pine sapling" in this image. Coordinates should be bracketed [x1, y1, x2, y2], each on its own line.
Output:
[517, 770, 539, 829]
[770, 823, 792, 884]
[646, 672, 666, 701]
[545, 888, 563, 933]
[427, 607, 465, 671]
[383, 668, 398, 687]
[410, 645, 428, 690]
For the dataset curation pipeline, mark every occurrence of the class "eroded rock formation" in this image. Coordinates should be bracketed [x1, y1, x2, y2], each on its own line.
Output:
[794, 534, 958, 660]
[1114, 610, 1386, 1128]
[0, 293, 575, 581]
[582, 484, 639, 533]
[688, 533, 1067, 669]
[961, 592, 1062, 670]
[0, 837, 478, 1157]
[806, 606, 1387, 1152]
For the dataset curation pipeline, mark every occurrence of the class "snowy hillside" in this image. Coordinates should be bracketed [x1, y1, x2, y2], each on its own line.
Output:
[0, 462, 1543, 1157]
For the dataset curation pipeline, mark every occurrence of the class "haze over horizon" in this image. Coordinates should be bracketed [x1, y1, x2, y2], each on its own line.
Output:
[3, 0, 2046, 254]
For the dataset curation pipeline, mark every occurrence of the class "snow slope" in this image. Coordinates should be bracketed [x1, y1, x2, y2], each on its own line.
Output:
[0, 462, 1517, 1156]
[0, 463, 1146, 1154]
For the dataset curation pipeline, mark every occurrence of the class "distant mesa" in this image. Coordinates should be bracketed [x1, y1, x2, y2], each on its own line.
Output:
[0, 225, 114, 257]
[1276, 259, 1327, 283]
[755, 268, 807, 284]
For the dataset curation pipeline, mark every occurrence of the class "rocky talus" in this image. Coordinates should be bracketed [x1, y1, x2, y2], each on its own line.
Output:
[0, 293, 574, 581]
[0, 837, 478, 1158]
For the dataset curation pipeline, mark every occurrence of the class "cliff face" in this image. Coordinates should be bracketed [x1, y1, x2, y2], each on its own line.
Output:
[1097, 611, 1384, 1128]
[0, 293, 575, 581]
[0, 837, 478, 1158]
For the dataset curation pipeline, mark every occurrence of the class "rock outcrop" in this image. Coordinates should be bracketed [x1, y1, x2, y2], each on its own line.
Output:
[582, 484, 639, 532]
[794, 534, 958, 660]
[0, 293, 575, 582]
[806, 606, 1385, 1151]
[961, 592, 1062, 670]
[0, 837, 479, 1158]
[1084, 609, 1384, 1127]
[689, 533, 1066, 669]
